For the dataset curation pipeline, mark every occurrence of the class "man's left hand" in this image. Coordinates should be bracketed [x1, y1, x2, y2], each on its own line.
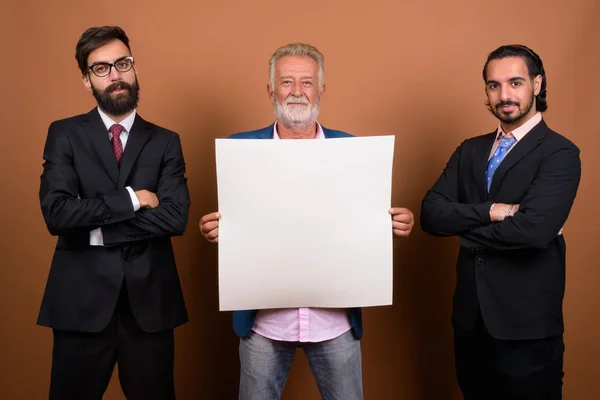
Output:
[389, 207, 414, 238]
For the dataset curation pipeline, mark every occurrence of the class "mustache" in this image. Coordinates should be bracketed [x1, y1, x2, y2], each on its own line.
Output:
[496, 101, 519, 109]
[285, 95, 309, 105]
[106, 81, 133, 93]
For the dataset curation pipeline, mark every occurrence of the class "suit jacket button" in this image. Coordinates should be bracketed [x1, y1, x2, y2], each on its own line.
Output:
[477, 258, 484, 266]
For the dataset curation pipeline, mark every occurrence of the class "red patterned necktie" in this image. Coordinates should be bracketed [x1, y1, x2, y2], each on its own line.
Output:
[109, 124, 125, 165]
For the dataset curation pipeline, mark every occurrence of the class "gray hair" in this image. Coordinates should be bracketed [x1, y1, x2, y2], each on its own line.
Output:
[269, 43, 325, 90]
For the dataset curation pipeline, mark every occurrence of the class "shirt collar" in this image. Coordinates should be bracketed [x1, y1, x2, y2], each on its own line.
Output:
[272, 121, 325, 139]
[496, 112, 542, 142]
[97, 107, 137, 135]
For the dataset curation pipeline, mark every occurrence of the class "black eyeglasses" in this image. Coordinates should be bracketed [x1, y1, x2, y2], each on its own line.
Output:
[88, 56, 135, 78]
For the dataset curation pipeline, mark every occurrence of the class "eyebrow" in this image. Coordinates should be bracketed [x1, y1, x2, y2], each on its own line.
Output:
[486, 76, 526, 84]
[89, 55, 130, 66]
[279, 76, 314, 80]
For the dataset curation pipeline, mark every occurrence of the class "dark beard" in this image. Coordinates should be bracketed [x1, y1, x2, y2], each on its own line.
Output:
[490, 91, 534, 125]
[92, 79, 140, 116]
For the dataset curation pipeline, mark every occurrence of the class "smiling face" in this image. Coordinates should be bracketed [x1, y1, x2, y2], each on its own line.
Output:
[268, 55, 325, 130]
[484, 56, 542, 131]
[82, 39, 139, 119]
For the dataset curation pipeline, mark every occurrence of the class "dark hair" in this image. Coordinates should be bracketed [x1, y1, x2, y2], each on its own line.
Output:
[482, 44, 547, 112]
[75, 26, 131, 76]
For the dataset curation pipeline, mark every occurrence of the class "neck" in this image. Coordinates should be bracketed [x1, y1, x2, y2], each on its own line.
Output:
[277, 121, 318, 139]
[500, 120, 524, 134]
[500, 109, 537, 134]
[99, 107, 134, 124]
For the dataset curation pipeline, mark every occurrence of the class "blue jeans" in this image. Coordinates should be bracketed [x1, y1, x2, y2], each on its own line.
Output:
[239, 329, 363, 400]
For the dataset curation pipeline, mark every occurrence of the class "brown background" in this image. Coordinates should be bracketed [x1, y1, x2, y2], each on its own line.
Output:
[1, 0, 598, 399]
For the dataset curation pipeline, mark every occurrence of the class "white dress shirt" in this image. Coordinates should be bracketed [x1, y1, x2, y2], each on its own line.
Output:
[89, 107, 141, 246]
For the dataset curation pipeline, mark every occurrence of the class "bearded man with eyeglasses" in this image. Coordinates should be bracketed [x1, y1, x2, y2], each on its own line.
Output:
[38, 25, 190, 399]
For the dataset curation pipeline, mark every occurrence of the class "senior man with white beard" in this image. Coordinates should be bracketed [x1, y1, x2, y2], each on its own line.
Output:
[199, 43, 415, 400]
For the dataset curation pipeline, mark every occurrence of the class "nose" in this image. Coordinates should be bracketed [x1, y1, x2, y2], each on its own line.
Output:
[108, 66, 124, 81]
[499, 83, 511, 101]
[292, 80, 303, 96]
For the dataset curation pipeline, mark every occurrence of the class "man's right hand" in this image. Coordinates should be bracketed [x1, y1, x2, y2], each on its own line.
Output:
[199, 212, 220, 243]
[135, 190, 159, 209]
[490, 203, 519, 222]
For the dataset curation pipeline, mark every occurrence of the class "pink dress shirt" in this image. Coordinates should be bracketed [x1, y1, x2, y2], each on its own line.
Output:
[251, 121, 353, 343]
[488, 112, 542, 159]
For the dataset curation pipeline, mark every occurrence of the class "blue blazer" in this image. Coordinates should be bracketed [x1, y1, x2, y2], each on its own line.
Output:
[229, 124, 364, 340]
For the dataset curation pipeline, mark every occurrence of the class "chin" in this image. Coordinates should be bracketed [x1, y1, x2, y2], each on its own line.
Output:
[286, 119, 314, 129]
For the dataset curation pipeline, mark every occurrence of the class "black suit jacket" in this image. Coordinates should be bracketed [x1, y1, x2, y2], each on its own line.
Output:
[38, 108, 190, 333]
[420, 119, 581, 340]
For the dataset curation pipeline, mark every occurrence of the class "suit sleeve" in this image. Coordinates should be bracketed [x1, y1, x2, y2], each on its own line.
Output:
[460, 144, 581, 250]
[39, 121, 136, 236]
[420, 141, 494, 236]
[101, 133, 190, 244]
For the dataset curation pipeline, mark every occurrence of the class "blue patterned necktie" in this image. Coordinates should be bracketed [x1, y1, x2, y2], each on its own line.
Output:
[486, 136, 516, 192]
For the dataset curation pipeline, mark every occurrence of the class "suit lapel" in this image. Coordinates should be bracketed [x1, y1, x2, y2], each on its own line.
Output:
[473, 131, 497, 200]
[258, 125, 274, 139]
[118, 114, 152, 187]
[488, 119, 548, 195]
[83, 108, 119, 185]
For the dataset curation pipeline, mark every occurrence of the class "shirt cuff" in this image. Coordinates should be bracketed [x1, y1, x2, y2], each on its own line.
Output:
[89, 227, 104, 246]
[126, 186, 141, 211]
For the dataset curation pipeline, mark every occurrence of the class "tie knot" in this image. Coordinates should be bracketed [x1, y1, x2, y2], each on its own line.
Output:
[109, 124, 124, 138]
[498, 136, 516, 148]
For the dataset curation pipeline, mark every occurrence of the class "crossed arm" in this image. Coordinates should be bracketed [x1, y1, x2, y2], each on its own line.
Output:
[420, 141, 581, 250]
[39, 123, 190, 244]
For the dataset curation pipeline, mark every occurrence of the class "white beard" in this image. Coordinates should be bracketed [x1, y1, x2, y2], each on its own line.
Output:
[274, 95, 320, 129]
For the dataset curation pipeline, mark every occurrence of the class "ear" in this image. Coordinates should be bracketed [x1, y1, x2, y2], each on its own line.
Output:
[267, 83, 275, 103]
[483, 83, 492, 108]
[533, 74, 542, 96]
[319, 83, 326, 98]
[82, 74, 92, 91]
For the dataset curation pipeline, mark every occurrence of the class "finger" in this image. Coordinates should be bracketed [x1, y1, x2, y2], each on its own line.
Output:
[393, 228, 411, 238]
[392, 221, 411, 231]
[389, 207, 412, 215]
[206, 228, 219, 241]
[200, 212, 221, 225]
[201, 221, 219, 234]
[392, 213, 413, 224]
